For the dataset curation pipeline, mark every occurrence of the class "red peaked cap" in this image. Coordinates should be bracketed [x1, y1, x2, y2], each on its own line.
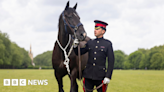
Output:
[94, 20, 108, 31]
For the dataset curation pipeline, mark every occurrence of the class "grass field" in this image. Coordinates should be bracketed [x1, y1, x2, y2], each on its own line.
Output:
[0, 69, 164, 92]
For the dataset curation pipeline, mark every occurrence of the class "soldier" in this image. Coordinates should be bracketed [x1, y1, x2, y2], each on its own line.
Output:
[74, 20, 115, 92]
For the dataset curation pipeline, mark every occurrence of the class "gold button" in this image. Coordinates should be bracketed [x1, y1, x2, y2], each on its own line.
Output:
[93, 63, 95, 66]
[97, 41, 99, 43]
[94, 58, 96, 60]
[95, 46, 98, 48]
[94, 52, 97, 54]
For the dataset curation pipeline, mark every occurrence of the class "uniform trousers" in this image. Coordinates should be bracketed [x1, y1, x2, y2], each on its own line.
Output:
[83, 78, 107, 92]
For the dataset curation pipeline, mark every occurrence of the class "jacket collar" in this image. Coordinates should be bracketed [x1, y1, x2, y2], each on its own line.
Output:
[95, 37, 104, 40]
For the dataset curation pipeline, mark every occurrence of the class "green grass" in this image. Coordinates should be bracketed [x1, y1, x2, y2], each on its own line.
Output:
[0, 69, 164, 92]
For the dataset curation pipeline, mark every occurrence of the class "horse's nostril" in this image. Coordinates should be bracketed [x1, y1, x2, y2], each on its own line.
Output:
[82, 32, 86, 37]
[79, 32, 87, 41]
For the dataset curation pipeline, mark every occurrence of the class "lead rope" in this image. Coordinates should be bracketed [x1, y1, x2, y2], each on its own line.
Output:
[56, 34, 73, 75]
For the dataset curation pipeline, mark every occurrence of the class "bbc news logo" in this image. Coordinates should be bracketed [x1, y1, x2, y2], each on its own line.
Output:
[3, 79, 48, 86]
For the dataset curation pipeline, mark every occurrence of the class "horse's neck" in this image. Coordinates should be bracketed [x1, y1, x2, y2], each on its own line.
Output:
[57, 17, 73, 59]
[57, 28, 72, 56]
[58, 31, 70, 47]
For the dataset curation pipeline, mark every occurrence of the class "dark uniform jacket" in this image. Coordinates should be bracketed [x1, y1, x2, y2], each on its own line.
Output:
[74, 37, 114, 80]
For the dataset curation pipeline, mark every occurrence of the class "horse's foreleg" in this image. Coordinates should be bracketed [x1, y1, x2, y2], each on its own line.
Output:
[55, 70, 64, 92]
[70, 68, 78, 92]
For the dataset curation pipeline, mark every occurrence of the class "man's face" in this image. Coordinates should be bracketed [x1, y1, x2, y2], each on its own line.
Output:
[94, 27, 105, 38]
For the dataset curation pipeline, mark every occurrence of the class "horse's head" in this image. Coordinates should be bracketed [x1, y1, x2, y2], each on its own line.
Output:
[61, 1, 87, 41]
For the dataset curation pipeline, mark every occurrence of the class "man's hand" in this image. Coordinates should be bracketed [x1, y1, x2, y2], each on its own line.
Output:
[73, 39, 79, 48]
[103, 77, 110, 84]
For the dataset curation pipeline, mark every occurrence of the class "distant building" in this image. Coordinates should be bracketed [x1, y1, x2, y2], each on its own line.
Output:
[29, 44, 35, 66]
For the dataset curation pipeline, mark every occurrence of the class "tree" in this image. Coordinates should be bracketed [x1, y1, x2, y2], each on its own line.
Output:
[150, 53, 163, 70]
[139, 54, 145, 69]
[123, 60, 133, 69]
[34, 51, 52, 66]
[0, 31, 12, 67]
[10, 43, 23, 68]
[114, 50, 126, 69]
[0, 39, 5, 65]
[128, 51, 144, 69]
[10, 42, 31, 68]
[161, 61, 164, 69]
[21, 48, 31, 68]
[0, 31, 31, 69]
[137, 48, 148, 69]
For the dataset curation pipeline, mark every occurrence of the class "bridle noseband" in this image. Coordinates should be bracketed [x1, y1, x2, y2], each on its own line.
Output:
[62, 11, 83, 38]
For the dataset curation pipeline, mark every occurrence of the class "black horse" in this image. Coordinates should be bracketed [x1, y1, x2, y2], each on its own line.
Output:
[52, 1, 90, 92]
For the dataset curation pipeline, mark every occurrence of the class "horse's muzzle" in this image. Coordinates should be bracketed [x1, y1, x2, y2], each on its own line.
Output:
[83, 32, 87, 38]
[80, 32, 87, 41]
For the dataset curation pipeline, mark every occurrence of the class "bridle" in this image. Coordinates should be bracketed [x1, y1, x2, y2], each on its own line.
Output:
[62, 11, 83, 39]
[56, 10, 83, 75]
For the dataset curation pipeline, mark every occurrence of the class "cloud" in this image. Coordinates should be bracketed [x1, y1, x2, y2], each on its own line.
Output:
[0, 0, 60, 56]
[0, 0, 164, 57]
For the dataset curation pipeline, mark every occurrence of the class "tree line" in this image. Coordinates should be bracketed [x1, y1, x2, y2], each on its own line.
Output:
[33, 51, 52, 69]
[0, 31, 31, 69]
[114, 46, 164, 70]
[34, 44, 164, 70]
[1, 31, 164, 70]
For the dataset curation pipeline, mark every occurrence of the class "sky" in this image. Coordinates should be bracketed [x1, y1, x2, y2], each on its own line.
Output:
[0, 0, 164, 57]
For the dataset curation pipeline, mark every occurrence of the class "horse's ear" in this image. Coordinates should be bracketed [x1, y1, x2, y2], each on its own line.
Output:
[73, 3, 77, 10]
[65, 1, 69, 10]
